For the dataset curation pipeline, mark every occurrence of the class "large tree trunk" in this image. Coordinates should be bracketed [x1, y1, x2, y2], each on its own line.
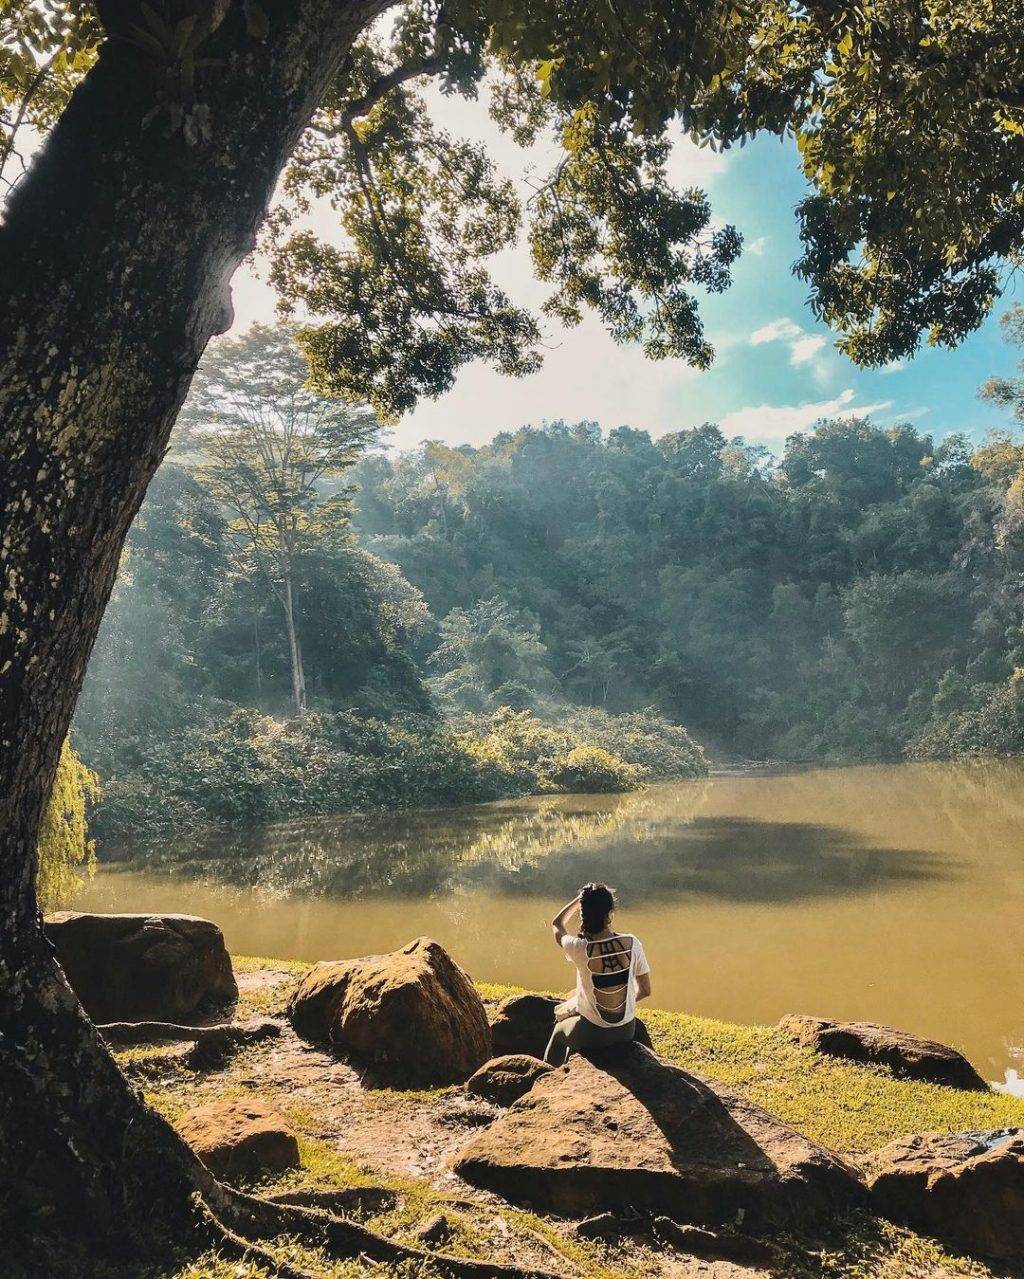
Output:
[0, 0, 384, 1264]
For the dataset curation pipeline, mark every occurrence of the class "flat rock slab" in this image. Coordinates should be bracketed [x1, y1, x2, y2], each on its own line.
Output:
[489, 992, 651, 1059]
[44, 911, 237, 1023]
[466, 1054, 553, 1106]
[288, 937, 491, 1086]
[453, 1042, 864, 1226]
[179, 1097, 299, 1182]
[864, 1128, 1024, 1262]
[778, 1015, 988, 1091]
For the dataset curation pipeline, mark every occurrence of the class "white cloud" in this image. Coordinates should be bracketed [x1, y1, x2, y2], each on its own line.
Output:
[750, 317, 803, 345]
[879, 359, 907, 375]
[790, 335, 828, 366]
[749, 317, 834, 380]
[389, 312, 703, 450]
[746, 235, 769, 256]
[719, 389, 894, 441]
[878, 404, 930, 422]
[665, 134, 731, 188]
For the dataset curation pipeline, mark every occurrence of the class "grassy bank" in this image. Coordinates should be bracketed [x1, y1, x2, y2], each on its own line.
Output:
[106, 959, 1024, 1279]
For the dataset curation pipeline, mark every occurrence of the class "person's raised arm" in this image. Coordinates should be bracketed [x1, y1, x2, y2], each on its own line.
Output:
[550, 894, 581, 947]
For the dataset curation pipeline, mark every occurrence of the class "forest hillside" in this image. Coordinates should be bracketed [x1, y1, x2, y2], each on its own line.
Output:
[355, 414, 1024, 764]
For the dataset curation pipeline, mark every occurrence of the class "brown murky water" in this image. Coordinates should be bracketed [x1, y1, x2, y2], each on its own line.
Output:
[78, 761, 1024, 1088]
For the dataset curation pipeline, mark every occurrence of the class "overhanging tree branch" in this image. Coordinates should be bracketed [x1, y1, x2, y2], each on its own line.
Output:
[340, 51, 444, 124]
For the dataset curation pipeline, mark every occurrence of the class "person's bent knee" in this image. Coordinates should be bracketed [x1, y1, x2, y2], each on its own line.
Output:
[544, 1016, 580, 1066]
[543, 1026, 568, 1066]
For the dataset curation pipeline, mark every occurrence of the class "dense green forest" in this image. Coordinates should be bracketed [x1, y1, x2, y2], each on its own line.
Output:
[353, 410, 1024, 764]
[72, 319, 1024, 844]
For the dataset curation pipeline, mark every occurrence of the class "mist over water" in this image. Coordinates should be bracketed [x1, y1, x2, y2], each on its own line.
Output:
[80, 761, 1024, 1087]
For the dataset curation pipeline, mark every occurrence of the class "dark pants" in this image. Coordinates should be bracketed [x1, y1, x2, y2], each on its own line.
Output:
[543, 1013, 635, 1066]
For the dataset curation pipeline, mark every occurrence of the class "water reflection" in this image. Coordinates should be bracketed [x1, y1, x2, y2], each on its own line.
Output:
[112, 779, 948, 906]
[469, 816, 950, 903]
[115, 785, 701, 898]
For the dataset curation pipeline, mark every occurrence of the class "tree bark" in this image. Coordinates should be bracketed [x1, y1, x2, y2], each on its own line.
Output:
[282, 563, 308, 714]
[0, 0, 385, 1262]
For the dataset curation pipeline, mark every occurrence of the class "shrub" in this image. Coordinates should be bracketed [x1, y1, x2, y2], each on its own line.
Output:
[88, 702, 704, 844]
[37, 740, 100, 909]
[909, 673, 1024, 759]
[548, 744, 642, 793]
[558, 707, 708, 778]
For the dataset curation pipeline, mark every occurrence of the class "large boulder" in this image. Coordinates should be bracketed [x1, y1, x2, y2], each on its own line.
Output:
[489, 992, 651, 1059]
[44, 911, 237, 1024]
[466, 1055, 553, 1107]
[288, 937, 491, 1086]
[778, 1015, 988, 1091]
[178, 1098, 300, 1181]
[863, 1129, 1024, 1263]
[453, 1042, 864, 1226]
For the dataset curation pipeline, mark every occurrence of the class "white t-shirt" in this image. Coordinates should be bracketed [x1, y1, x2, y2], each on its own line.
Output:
[560, 932, 649, 1028]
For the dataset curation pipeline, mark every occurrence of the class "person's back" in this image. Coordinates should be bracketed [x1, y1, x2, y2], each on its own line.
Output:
[545, 882, 652, 1066]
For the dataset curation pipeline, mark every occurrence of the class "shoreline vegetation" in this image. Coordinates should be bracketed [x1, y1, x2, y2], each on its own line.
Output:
[68, 409, 1024, 871]
[86, 706, 708, 849]
[97, 955, 1024, 1279]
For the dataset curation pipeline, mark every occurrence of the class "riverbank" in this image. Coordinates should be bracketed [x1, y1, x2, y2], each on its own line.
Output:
[77, 761, 1024, 1085]
[97, 956, 1024, 1279]
[85, 707, 708, 848]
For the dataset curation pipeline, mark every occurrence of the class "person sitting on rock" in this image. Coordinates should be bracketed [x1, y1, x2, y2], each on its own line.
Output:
[544, 881, 651, 1066]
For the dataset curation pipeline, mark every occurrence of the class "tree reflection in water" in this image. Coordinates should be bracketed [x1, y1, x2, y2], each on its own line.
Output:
[116, 775, 950, 907]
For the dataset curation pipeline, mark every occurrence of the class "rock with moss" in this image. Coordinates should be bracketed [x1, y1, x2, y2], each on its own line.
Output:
[779, 1015, 988, 1091]
[864, 1128, 1024, 1262]
[465, 1054, 553, 1106]
[288, 937, 491, 1086]
[43, 911, 237, 1023]
[178, 1097, 299, 1182]
[453, 1041, 865, 1224]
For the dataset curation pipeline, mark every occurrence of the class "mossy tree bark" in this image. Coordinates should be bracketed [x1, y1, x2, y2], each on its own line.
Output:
[0, 0, 383, 1264]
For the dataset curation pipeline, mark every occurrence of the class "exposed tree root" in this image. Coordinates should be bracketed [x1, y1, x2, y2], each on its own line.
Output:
[97, 1017, 282, 1046]
[197, 1197, 323, 1279]
[210, 1184, 564, 1279]
[267, 1186, 400, 1215]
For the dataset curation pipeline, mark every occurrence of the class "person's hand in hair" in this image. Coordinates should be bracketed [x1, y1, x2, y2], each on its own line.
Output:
[550, 894, 581, 946]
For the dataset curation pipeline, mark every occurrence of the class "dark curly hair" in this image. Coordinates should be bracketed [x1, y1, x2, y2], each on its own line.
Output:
[579, 882, 616, 937]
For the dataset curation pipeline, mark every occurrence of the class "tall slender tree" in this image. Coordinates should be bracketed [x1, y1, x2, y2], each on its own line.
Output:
[183, 325, 378, 716]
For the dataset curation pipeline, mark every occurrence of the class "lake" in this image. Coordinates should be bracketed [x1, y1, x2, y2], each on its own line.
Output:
[77, 760, 1024, 1090]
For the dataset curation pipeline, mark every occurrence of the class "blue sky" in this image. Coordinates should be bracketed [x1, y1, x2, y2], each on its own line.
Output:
[231, 100, 1024, 455]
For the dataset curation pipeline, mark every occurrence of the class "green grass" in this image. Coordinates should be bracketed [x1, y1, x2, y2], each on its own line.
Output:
[233, 955, 309, 976]
[477, 980, 1024, 1155]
